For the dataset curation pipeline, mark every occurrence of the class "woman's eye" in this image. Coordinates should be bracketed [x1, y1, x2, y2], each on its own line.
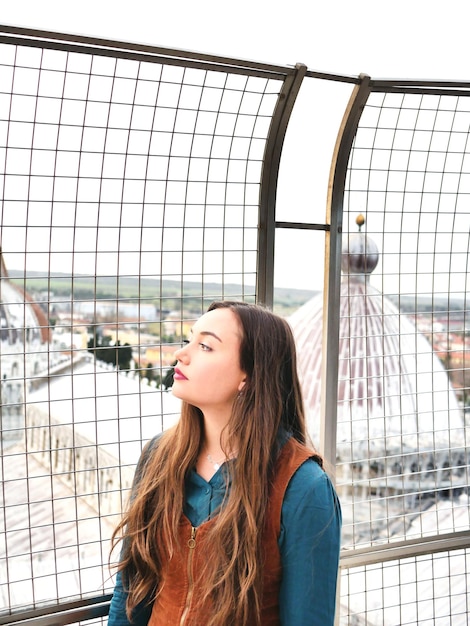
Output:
[182, 339, 190, 345]
[199, 343, 211, 351]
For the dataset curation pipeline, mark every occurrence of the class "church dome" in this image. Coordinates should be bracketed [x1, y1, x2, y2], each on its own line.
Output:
[0, 248, 53, 445]
[290, 218, 464, 461]
[0, 249, 51, 345]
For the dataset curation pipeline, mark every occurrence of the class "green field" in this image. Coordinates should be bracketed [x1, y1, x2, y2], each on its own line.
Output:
[8, 271, 318, 316]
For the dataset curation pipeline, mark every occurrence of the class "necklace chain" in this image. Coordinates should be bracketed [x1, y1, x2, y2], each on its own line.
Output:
[206, 450, 238, 470]
[206, 453, 225, 471]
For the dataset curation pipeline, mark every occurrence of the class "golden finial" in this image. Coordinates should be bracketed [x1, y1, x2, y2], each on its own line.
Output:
[356, 213, 365, 231]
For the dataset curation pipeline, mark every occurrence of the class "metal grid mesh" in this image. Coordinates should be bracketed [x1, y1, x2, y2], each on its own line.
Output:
[335, 89, 470, 620]
[0, 39, 283, 614]
[340, 548, 470, 625]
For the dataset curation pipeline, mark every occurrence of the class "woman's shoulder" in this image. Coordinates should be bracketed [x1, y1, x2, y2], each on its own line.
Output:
[285, 456, 340, 511]
[291, 455, 330, 487]
[139, 432, 163, 461]
[132, 432, 164, 483]
[281, 458, 342, 540]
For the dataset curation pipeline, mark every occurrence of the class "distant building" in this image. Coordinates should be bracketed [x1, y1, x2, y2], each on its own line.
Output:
[26, 361, 181, 517]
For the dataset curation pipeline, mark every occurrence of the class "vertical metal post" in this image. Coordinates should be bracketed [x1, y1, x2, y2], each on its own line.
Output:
[323, 73, 371, 626]
[321, 74, 372, 476]
[256, 63, 307, 308]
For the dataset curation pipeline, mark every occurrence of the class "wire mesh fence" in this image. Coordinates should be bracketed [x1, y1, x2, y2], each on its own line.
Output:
[0, 31, 289, 620]
[340, 547, 470, 625]
[329, 85, 470, 624]
[337, 88, 470, 548]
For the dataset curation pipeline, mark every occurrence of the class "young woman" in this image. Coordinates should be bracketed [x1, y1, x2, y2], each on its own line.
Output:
[108, 301, 341, 626]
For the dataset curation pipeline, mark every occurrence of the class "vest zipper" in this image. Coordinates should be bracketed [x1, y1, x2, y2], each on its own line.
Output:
[180, 525, 197, 626]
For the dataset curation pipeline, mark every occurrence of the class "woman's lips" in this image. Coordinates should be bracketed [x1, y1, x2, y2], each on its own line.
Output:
[173, 367, 188, 381]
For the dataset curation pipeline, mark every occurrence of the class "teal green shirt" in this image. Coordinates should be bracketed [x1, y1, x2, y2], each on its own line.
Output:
[108, 445, 342, 626]
[184, 458, 341, 624]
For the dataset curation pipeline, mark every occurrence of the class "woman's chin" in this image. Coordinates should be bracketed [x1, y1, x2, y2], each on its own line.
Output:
[171, 386, 182, 400]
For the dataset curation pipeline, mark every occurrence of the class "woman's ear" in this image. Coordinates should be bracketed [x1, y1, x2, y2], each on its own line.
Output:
[238, 378, 247, 392]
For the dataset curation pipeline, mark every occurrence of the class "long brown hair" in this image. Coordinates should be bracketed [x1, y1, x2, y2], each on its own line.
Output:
[111, 301, 319, 624]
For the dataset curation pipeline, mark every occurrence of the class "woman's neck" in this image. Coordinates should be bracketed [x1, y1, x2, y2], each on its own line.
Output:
[200, 408, 231, 453]
[197, 413, 237, 480]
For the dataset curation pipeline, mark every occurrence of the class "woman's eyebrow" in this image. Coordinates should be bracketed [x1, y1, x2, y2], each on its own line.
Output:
[199, 331, 222, 342]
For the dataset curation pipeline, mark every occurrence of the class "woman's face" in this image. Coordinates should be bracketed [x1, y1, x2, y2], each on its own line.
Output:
[172, 307, 247, 416]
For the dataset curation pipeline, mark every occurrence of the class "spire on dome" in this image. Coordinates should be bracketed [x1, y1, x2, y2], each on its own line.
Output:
[341, 214, 379, 278]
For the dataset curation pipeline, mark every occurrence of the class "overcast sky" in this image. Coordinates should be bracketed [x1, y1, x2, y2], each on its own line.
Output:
[1, 0, 468, 80]
[1, 2, 468, 292]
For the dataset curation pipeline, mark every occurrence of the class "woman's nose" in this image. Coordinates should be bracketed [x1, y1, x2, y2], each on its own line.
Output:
[174, 343, 188, 362]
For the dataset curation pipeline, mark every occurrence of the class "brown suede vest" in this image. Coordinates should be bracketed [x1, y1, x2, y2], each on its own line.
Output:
[148, 437, 315, 626]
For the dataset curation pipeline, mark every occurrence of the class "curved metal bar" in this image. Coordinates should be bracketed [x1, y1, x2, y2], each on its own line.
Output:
[256, 63, 308, 307]
[0, 24, 296, 80]
[0, 595, 112, 626]
[339, 529, 470, 569]
[320, 74, 372, 477]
